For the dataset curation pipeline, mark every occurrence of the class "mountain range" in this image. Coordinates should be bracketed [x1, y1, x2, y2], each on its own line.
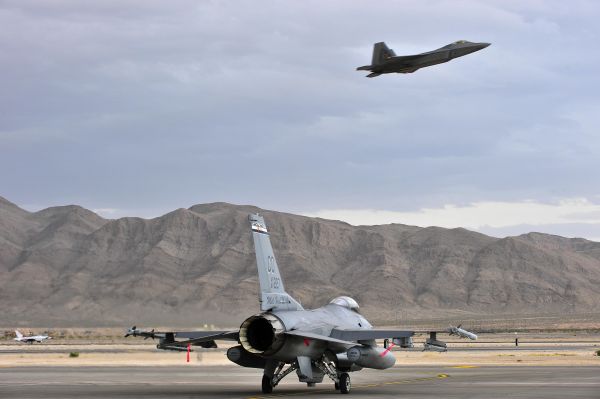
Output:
[1, 195, 600, 327]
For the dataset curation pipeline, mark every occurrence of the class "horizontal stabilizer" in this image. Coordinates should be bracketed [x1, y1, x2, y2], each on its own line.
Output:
[285, 330, 356, 346]
[330, 329, 414, 342]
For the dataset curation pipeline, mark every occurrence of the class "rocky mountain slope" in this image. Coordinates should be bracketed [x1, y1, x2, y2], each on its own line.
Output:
[1, 196, 600, 327]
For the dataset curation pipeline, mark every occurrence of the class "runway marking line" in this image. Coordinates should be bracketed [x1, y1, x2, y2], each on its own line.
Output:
[246, 373, 450, 399]
[452, 365, 479, 368]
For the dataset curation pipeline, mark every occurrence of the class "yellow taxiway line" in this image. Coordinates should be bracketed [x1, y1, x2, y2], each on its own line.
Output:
[247, 373, 450, 399]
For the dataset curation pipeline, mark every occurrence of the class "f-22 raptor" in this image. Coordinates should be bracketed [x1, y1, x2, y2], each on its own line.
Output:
[126, 214, 477, 394]
[357, 40, 490, 77]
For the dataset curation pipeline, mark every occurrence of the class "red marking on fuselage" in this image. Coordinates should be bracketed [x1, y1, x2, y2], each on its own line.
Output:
[303, 338, 310, 346]
[380, 342, 395, 357]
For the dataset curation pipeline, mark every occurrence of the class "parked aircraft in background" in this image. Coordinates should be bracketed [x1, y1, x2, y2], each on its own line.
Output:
[126, 214, 477, 394]
[14, 330, 51, 344]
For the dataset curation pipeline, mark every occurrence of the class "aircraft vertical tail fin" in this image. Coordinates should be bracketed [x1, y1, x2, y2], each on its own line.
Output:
[249, 214, 303, 312]
[371, 42, 396, 66]
[15, 330, 23, 339]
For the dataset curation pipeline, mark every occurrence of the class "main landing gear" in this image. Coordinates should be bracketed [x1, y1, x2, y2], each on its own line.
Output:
[261, 356, 351, 394]
[338, 372, 351, 394]
[261, 375, 273, 394]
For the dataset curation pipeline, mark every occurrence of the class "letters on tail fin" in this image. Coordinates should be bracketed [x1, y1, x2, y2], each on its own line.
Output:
[15, 330, 23, 339]
[249, 214, 303, 312]
[371, 42, 396, 66]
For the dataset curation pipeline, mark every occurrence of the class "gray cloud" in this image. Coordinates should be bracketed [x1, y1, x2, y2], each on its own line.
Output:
[1, 1, 599, 233]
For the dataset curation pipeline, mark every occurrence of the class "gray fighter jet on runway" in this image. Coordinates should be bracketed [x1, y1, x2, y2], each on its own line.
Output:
[126, 214, 477, 394]
[357, 40, 490, 77]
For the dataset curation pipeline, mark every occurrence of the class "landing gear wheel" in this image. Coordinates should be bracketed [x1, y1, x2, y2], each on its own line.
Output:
[335, 382, 340, 390]
[262, 375, 273, 394]
[339, 373, 351, 394]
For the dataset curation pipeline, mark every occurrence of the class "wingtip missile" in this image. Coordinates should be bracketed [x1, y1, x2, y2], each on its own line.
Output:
[448, 325, 478, 340]
[125, 326, 138, 338]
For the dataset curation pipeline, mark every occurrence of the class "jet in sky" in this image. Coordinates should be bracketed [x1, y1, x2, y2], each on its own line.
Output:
[357, 40, 490, 77]
[126, 214, 477, 394]
[14, 330, 52, 344]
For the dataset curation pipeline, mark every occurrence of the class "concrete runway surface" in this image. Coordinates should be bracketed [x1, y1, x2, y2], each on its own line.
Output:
[0, 365, 599, 399]
[0, 344, 596, 354]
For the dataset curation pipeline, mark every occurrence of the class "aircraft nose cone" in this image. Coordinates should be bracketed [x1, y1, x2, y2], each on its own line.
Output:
[463, 43, 490, 55]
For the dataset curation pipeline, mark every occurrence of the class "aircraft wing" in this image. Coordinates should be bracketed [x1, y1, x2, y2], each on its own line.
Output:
[172, 331, 239, 340]
[394, 54, 425, 62]
[329, 329, 476, 352]
[157, 331, 239, 350]
[399, 67, 420, 74]
[125, 327, 239, 350]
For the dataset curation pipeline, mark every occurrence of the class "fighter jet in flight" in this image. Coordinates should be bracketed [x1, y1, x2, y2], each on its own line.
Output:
[13, 330, 52, 344]
[126, 214, 477, 394]
[357, 40, 490, 78]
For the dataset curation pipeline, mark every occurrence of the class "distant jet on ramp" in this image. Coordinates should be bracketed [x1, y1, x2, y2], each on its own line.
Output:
[14, 330, 52, 344]
[357, 40, 490, 77]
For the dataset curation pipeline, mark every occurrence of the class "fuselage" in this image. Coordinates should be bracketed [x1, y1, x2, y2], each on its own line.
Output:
[273, 304, 372, 361]
[234, 295, 399, 373]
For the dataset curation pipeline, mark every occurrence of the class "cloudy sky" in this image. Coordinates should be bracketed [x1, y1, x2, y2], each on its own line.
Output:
[1, 0, 599, 240]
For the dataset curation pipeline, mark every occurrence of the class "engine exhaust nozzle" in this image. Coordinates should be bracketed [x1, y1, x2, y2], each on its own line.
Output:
[239, 313, 285, 355]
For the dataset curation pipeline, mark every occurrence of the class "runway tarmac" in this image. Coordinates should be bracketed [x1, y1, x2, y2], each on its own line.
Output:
[0, 365, 598, 399]
[0, 344, 596, 354]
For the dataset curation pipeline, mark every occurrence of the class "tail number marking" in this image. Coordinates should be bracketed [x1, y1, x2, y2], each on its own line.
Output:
[267, 256, 276, 273]
[270, 277, 281, 289]
[266, 294, 287, 305]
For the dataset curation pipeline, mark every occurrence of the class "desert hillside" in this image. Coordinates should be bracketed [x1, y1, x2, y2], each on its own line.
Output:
[1, 196, 600, 327]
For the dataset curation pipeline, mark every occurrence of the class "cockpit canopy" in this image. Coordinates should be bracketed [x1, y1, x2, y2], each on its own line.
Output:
[330, 296, 360, 311]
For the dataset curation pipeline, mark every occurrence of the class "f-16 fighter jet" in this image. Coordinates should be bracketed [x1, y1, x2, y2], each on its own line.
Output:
[126, 214, 477, 394]
[14, 330, 51, 344]
[357, 40, 490, 77]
